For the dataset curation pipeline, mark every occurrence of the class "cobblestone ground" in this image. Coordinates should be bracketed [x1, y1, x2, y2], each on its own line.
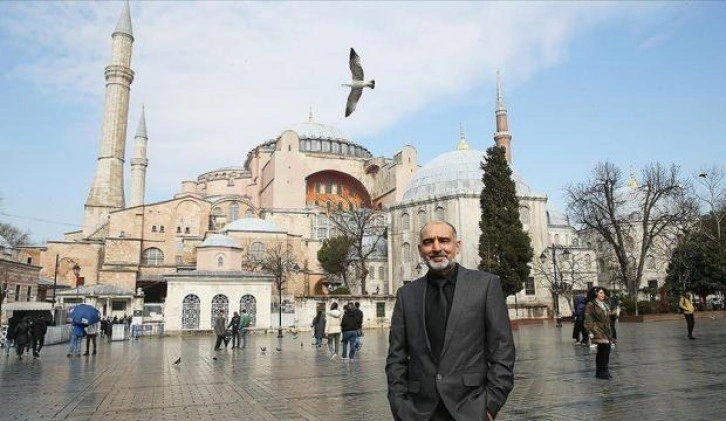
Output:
[1, 316, 724, 420]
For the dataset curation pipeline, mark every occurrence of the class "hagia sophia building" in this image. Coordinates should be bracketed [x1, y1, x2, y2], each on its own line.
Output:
[16, 3, 598, 332]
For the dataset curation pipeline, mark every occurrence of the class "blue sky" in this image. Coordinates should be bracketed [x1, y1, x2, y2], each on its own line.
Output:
[1, 1, 725, 244]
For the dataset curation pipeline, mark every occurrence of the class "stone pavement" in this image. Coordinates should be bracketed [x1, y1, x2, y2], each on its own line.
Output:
[1, 315, 725, 420]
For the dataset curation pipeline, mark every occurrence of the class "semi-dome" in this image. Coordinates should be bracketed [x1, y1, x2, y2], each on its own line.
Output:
[201, 234, 240, 248]
[546, 203, 570, 227]
[286, 121, 350, 142]
[221, 218, 284, 233]
[402, 149, 533, 203]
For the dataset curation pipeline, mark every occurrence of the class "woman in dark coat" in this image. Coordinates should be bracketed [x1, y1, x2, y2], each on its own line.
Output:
[311, 310, 326, 348]
[585, 287, 613, 380]
[13, 317, 31, 360]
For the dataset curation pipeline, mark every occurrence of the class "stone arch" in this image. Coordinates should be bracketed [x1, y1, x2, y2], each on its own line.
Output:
[211, 294, 229, 328]
[305, 170, 372, 209]
[239, 294, 257, 326]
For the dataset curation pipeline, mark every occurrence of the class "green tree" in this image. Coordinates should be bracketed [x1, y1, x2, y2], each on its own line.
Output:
[478, 146, 533, 297]
[665, 212, 726, 299]
[317, 235, 355, 287]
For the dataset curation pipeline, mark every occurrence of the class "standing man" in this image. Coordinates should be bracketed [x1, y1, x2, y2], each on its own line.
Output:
[238, 309, 252, 349]
[84, 321, 99, 356]
[228, 312, 241, 349]
[679, 292, 696, 340]
[353, 302, 364, 352]
[31, 315, 48, 358]
[386, 220, 515, 421]
[213, 310, 229, 351]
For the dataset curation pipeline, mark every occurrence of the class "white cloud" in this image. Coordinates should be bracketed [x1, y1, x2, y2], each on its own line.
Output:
[2, 1, 661, 202]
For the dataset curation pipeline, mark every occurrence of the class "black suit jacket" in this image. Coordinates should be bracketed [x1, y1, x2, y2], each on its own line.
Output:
[386, 266, 515, 420]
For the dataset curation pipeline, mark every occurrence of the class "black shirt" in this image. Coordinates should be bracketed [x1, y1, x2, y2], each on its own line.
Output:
[425, 263, 458, 361]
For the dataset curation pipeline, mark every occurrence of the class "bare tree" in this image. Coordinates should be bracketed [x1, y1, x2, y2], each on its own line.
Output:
[325, 207, 386, 295]
[535, 248, 596, 315]
[695, 165, 725, 241]
[567, 162, 696, 299]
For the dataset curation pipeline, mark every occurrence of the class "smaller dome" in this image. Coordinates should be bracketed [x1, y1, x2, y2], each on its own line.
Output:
[222, 218, 284, 233]
[201, 234, 240, 248]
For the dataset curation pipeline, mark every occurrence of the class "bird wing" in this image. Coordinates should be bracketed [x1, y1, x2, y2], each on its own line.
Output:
[345, 88, 363, 117]
[349, 48, 364, 81]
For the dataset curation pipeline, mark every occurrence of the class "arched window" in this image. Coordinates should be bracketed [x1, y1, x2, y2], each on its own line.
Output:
[403, 243, 411, 263]
[646, 255, 656, 270]
[229, 202, 239, 222]
[519, 206, 530, 225]
[434, 207, 445, 221]
[417, 210, 426, 229]
[217, 255, 225, 268]
[249, 242, 265, 261]
[211, 294, 229, 328]
[401, 213, 410, 231]
[315, 213, 335, 240]
[240, 294, 257, 326]
[181, 294, 200, 330]
[142, 248, 164, 266]
[369, 266, 375, 280]
[378, 266, 384, 281]
[245, 208, 255, 218]
[554, 234, 560, 246]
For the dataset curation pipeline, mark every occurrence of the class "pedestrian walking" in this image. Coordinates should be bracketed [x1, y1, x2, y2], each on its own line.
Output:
[68, 323, 85, 358]
[608, 296, 620, 345]
[31, 315, 48, 358]
[311, 310, 326, 348]
[585, 287, 613, 380]
[239, 310, 252, 349]
[13, 317, 31, 360]
[340, 303, 358, 360]
[679, 292, 696, 340]
[84, 321, 99, 355]
[572, 295, 589, 346]
[353, 302, 364, 352]
[325, 302, 342, 359]
[386, 220, 515, 420]
[228, 312, 241, 348]
[213, 310, 229, 351]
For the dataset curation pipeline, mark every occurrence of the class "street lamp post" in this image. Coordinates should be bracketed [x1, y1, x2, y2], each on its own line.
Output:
[541, 244, 569, 328]
[277, 256, 284, 338]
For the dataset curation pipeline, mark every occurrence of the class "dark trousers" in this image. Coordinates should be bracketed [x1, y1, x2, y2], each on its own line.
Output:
[85, 334, 97, 354]
[231, 330, 240, 348]
[214, 335, 229, 350]
[32, 337, 45, 356]
[610, 317, 618, 341]
[685, 313, 695, 338]
[595, 343, 611, 376]
[573, 317, 588, 343]
[15, 341, 27, 357]
[240, 329, 248, 348]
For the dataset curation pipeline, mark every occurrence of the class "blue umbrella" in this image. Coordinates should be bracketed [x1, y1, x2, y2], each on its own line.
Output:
[69, 304, 101, 326]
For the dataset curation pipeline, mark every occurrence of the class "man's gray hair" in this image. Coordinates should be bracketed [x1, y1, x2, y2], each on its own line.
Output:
[419, 220, 458, 243]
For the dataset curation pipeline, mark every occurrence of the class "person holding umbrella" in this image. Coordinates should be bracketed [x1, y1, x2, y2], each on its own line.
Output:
[67, 304, 100, 358]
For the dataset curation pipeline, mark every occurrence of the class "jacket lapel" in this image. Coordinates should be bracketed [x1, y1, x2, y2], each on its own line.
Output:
[440, 267, 474, 358]
[418, 278, 433, 355]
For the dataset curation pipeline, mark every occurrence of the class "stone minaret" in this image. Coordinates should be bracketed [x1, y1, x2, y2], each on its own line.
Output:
[493, 70, 512, 164]
[83, 1, 135, 237]
[129, 107, 148, 208]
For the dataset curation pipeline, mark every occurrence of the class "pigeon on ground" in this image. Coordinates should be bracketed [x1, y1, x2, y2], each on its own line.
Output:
[342, 47, 375, 117]
[172, 357, 182, 366]
[260, 346, 267, 353]
[300, 342, 303, 349]
[292, 333, 299, 340]
[213, 356, 218, 360]
[275, 347, 282, 352]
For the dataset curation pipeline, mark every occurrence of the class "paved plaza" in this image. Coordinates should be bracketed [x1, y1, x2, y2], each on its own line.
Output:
[1, 316, 725, 421]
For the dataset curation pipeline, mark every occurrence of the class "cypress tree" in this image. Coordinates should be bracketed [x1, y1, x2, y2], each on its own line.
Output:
[479, 146, 533, 297]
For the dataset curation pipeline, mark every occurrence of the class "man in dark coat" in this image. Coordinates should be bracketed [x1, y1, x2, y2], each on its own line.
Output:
[31, 315, 48, 358]
[386, 221, 515, 420]
[13, 317, 31, 360]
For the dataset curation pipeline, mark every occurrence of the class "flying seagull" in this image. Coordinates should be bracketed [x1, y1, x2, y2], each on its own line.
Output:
[172, 357, 182, 366]
[343, 48, 375, 117]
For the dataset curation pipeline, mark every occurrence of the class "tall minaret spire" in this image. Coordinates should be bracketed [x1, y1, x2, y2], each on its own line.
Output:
[83, 0, 135, 237]
[457, 123, 470, 151]
[129, 107, 148, 208]
[493, 70, 512, 164]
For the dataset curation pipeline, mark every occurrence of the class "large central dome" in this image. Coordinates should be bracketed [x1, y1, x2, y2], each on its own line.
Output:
[286, 121, 350, 142]
[402, 149, 533, 203]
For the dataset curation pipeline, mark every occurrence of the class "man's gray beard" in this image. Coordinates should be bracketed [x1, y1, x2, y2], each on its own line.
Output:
[425, 257, 456, 273]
